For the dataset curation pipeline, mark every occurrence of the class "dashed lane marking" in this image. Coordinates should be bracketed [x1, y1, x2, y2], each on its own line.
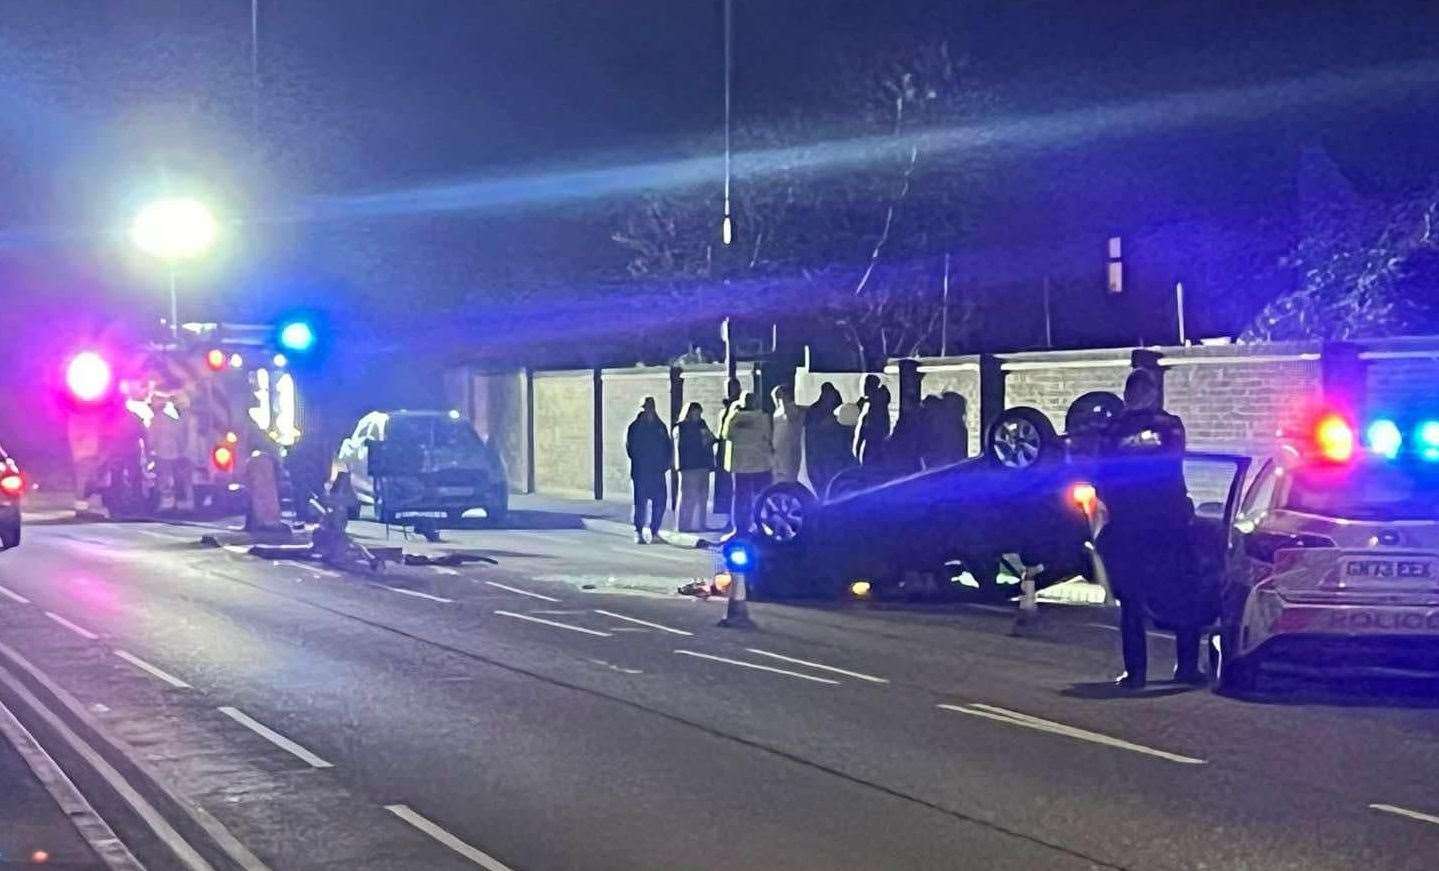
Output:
[430, 566, 461, 576]
[674, 649, 841, 685]
[276, 560, 340, 578]
[493, 610, 610, 636]
[938, 702, 1206, 765]
[484, 581, 559, 602]
[1371, 804, 1439, 827]
[114, 650, 192, 689]
[0, 584, 30, 604]
[379, 586, 455, 603]
[744, 648, 888, 683]
[45, 611, 100, 640]
[217, 707, 333, 768]
[593, 609, 694, 636]
[384, 804, 514, 870]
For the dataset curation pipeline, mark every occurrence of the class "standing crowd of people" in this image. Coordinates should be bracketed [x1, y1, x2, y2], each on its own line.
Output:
[623, 376, 970, 542]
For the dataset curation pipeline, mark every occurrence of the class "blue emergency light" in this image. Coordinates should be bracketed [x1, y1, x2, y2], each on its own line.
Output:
[278, 320, 316, 353]
[722, 539, 755, 573]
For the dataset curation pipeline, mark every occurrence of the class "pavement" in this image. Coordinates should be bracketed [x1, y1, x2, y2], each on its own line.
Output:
[2, 502, 1439, 869]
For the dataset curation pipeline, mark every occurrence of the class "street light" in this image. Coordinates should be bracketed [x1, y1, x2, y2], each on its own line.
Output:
[130, 197, 218, 333]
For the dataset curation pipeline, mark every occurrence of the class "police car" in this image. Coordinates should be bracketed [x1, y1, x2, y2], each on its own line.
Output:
[1214, 411, 1439, 693]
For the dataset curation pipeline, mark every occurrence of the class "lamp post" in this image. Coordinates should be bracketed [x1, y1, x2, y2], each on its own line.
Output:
[130, 197, 218, 335]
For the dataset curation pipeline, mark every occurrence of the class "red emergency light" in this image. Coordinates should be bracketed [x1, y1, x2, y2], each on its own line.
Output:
[64, 351, 113, 403]
[211, 444, 235, 473]
[1313, 413, 1355, 463]
[205, 348, 227, 371]
[0, 472, 24, 498]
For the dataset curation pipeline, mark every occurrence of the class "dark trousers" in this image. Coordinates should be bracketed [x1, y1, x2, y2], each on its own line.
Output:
[1118, 593, 1202, 680]
[730, 471, 772, 533]
[632, 474, 666, 534]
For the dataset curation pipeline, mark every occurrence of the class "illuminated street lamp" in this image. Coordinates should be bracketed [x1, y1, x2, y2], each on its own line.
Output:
[130, 197, 218, 334]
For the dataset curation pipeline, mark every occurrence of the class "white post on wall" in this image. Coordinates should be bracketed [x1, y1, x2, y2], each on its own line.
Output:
[1175, 281, 1187, 346]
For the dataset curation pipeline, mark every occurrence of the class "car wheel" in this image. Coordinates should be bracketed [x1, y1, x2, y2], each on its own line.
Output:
[984, 407, 1058, 470]
[1064, 391, 1124, 435]
[0, 521, 19, 549]
[1211, 630, 1258, 695]
[754, 483, 816, 545]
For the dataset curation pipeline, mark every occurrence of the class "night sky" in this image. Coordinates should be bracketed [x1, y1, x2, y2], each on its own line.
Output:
[3, 1, 1439, 463]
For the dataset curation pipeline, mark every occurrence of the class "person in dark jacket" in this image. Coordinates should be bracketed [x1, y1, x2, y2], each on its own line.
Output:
[853, 374, 892, 466]
[672, 402, 715, 533]
[626, 397, 672, 544]
[1094, 369, 1200, 688]
[803, 383, 852, 497]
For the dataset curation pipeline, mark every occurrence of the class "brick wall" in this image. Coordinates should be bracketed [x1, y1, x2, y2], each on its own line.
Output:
[1163, 358, 1322, 454]
[600, 369, 674, 499]
[1367, 356, 1439, 415]
[473, 371, 529, 493]
[532, 371, 595, 497]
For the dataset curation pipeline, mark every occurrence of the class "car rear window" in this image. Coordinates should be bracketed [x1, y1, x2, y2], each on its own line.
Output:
[388, 417, 482, 448]
[1286, 460, 1439, 521]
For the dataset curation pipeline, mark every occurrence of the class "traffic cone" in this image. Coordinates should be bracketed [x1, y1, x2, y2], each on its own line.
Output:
[718, 570, 755, 629]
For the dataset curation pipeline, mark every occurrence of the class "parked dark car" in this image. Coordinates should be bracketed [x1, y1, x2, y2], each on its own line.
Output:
[333, 410, 508, 525]
[0, 446, 23, 549]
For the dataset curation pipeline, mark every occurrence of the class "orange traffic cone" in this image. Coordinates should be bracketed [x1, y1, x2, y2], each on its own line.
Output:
[718, 570, 755, 629]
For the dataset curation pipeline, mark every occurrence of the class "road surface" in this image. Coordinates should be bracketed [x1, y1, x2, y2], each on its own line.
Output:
[1, 512, 1437, 870]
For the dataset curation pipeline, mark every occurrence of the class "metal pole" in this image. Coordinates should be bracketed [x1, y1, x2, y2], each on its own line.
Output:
[1175, 281, 1187, 345]
[1042, 275, 1053, 349]
[720, 0, 733, 245]
[251, 0, 261, 136]
[940, 252, 950, 356]
[168, 267, 179, 337]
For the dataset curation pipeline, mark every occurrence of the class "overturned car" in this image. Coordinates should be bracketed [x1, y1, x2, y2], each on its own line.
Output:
[733, 392, 1131, 602]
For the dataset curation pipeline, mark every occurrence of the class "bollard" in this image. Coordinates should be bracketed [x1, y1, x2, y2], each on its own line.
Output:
[1010, 555, 1040, 636]
[718, 569, 756, 628]
[244, 451, 288, 538]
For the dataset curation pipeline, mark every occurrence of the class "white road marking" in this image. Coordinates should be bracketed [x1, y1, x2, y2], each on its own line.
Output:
[277, 560, 339, 578]
[0, 699, 147, 871]
[493, 610, 611, 636]
[938, 703, 1206, 765]
[675, 649, 841, 685]
[0, 642, 268, 871]
[380, 586, 455, 603]
[1084, 623, 1172, 642]
[1371, 803, 1439, 826]
[0, 584, 30, 604]
[384, 804, 514, 870]
[593, 609, 694, 636]
[217, 707, 333, 768]
[744, 648, 889, 683]
[114, 650, 192, 689]
[484, 581, 559, 602]
[430, 566, 461, 576]
[45, 611, 100, 640]
[605, 543, 698, 564]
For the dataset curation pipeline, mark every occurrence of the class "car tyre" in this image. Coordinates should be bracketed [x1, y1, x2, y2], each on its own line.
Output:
[1064, 391, 1124, 435]
[753, 483, 816, 545]
[984, 407, 1058, 470]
